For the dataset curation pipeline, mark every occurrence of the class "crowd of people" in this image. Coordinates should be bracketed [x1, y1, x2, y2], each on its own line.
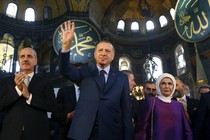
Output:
[0, 20, 210, 140]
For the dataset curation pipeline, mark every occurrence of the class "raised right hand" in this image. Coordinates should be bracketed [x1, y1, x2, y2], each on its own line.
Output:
[60, 20, 75, 51]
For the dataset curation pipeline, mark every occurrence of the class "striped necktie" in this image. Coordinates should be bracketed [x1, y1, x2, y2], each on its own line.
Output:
[24, 75, 30, 87]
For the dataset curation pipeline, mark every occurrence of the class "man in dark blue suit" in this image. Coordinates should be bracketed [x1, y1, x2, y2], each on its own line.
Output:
[59, 20, 133, 140]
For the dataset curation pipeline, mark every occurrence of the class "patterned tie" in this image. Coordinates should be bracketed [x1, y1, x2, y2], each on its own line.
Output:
[178, 98, 191, 123]
[24, 75, 30, 87]
[99, 70, 106, 90]
[178, 98, 187, 111]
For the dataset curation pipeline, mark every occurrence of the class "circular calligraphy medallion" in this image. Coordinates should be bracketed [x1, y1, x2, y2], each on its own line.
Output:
[53, 20, 101, 63]
[174, 0, 210, 42]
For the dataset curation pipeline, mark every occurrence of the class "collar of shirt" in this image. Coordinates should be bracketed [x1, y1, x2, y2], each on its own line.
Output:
[74, 84, 80, 102]
[74, 84, 80, 91]
[97, 65, 110, 75]
[182, 95, 187, 103]
[180, 95, 187, 107]
[97, 65, 110, 83]
[27, 72, 34, 80]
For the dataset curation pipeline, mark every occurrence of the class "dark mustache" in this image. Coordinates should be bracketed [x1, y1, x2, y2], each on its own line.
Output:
[22, 61, 29, 64]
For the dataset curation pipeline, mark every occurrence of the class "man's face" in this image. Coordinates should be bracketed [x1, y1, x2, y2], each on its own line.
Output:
[94, 42, 114, 68]
[128, 74, 136, 91]
[144, 83, 156, 96]
[18, 48, 37, 73]
[174, 79, 185, 98]
[199, 87, 210, 95]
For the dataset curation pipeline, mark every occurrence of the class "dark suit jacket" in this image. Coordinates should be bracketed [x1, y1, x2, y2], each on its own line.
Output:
[193, 91, 210, 140]
[52, 86, 77, 140]
[0, 74, 57, 140]
[59, 52, 133, 140]
[186, 96, 199, 128]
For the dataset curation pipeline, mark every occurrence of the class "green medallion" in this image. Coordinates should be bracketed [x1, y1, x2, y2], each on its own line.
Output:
[175, 0, 210, 42]
[53, 20, 101, 63]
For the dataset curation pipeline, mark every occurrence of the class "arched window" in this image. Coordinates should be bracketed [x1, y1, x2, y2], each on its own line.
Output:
[159, 15, 168, 27]
[43, 6, 52, 20]
[6, 3, 18, 18]
[119, 57, 131, 71]
[117, 20, 125, 31]
[170, 8, 175, 20]
[143, 55, 163, 81]
[0, 33, 20, 72]
[25, 8, 35, 22]
[146, 20, 154, 31]
[175, 44, 186, 76]
[2, 59, 20, 72]
[131, 21, 139, 32]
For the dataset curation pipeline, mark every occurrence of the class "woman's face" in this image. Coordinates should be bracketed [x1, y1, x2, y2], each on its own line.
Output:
[159, 77, 174, 97]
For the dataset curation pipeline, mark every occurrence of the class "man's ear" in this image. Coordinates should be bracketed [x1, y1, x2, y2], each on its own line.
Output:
[111, 54, 115, 60]
[182, 84, 186, 89]
[35, 59, 38, 65]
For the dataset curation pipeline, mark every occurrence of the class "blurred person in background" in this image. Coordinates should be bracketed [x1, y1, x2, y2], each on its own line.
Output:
[173, 77, 199, 128]
[143, 81, 156, 97]
[197, 84, 210, 98]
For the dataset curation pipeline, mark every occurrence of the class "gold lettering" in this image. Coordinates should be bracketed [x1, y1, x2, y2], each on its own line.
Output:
[199, 11, 208, 29]
[58, 25, 97, 57]
[182, 26, 193, 39]
[194, 8, 198, 13]
[185, 0, 192, 8]
[79, 28, 92, 38]
[190, 0, 198, 7]
[192, 11, 209, 34]
[181, 11, 209, 39]
[178, 10, 190, 26]
[179, 0, 187, 9]
[179, 0, 198, 9]
[191, 21, 201, 35]
[71, 36, 95, 56]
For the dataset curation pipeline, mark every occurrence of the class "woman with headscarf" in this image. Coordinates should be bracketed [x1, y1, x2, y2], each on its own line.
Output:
[134, 73, 192, 140]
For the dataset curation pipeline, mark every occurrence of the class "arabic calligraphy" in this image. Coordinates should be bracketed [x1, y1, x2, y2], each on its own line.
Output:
[179, 0, 198, 9]
[175, 0, 210, 42]
[180, 11, 208, 38]
[53, 20, 101, 63]
[58, 26, 96, 57]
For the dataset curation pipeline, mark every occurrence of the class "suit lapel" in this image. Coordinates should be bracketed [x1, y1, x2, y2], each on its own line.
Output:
[91, 68, 102, 89]
[27, 75, 40, 90]
[71, 86, 77, 104]
[104, 67, 118, 93]
[92, 67, 118, 93]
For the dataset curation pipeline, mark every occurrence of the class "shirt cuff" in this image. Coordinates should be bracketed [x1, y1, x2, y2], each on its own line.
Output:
[15, 86, 22, 96]
[26, 94, 32, 104]
[61, 49, 70, 53]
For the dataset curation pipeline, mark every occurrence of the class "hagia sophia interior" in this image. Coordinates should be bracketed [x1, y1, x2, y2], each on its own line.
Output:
[0, 0, 210, 99]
